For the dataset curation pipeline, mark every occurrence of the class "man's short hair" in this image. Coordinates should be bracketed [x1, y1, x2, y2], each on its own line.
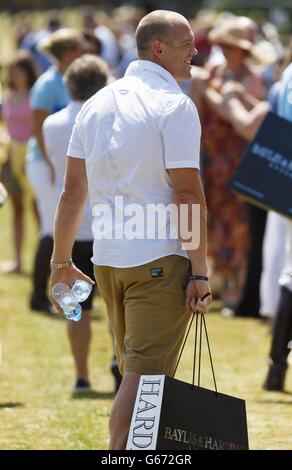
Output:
[135, 12, 174, 58]
[65, 54, 110, 102]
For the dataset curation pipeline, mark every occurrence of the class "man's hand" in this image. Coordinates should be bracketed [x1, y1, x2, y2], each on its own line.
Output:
[50, 264, 95, 314]
[185, 279, 212, 314]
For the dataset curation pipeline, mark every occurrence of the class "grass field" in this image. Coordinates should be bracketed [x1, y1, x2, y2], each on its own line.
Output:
[0, 200, 292, 450]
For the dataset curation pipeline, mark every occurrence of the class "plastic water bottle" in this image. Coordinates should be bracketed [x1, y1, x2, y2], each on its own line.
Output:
[71, 280, 92, 302]
[51, 280, 92, 321]
[51, 283, 82, 322]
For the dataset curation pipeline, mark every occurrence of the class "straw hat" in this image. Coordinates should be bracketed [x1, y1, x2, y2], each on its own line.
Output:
[208, 17, 275, 63]
[208, 18, 255, 52]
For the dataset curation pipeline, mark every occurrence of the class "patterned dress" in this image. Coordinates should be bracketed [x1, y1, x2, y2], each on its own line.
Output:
[201, 63, 263, 298]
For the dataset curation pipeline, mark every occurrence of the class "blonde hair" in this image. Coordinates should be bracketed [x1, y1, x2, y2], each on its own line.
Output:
[39, 28, 81, 60]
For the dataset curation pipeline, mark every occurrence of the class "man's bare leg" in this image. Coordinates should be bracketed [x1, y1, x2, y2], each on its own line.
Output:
[109, 371, 141, 450]
[67, 309, 91, 381]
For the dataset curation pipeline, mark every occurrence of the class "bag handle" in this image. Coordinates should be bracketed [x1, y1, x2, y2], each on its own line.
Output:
[193, 312, 218, 396]
[173, 305, 218, 396]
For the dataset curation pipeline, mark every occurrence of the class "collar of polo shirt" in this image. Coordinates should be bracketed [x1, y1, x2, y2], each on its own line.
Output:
[125, 60, 182, 92]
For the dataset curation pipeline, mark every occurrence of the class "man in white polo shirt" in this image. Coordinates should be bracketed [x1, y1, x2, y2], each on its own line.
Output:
[50, 10, 211, 449]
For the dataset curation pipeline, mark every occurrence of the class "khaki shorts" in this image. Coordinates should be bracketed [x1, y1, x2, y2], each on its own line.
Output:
[94, 255, 191, 376]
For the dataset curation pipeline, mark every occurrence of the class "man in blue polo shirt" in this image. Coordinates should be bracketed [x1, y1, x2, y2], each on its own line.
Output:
[26, 28, 82, 313]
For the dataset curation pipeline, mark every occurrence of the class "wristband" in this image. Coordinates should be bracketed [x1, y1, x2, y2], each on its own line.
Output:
[189, 275, 208, 281]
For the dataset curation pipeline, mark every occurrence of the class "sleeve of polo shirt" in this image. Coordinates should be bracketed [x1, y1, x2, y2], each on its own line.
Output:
[67, 119, 85, 159]
[162, 96, 201, 170]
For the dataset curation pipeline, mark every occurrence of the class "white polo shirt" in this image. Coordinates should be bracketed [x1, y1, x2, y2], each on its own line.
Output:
[67, 60, 201, 267]
[43, 101, 92, 241]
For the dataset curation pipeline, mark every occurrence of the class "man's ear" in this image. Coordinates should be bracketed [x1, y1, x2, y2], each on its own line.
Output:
[151, 39, 164, 60]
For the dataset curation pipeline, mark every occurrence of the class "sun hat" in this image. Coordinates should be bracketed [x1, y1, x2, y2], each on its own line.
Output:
[208, 17, 276, 63]
[208, 18, 255, 51]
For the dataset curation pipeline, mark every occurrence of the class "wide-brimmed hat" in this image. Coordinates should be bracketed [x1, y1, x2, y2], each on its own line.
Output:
[208, 18, 254, 51]
[208, 17, 276, 63]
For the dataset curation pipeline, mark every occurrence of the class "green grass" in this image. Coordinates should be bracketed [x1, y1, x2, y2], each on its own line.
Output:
[0, 200, 292, 450]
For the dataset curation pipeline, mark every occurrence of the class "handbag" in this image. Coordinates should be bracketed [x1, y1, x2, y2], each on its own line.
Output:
[230, 111, 292, 219]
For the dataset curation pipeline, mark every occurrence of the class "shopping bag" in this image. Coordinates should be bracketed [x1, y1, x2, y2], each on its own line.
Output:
[230, 112, 292, 219]
[126, 313, 249, 450]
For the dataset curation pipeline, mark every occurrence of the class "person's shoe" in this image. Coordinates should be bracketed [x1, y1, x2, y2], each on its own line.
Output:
[72, 378, 91, 393]
[221, 307, 235, 318]
[30, 294, 56, 315]
[110, 356, 122, 394]
[0, 260, 22, 274]
[263, 364, 287, 392]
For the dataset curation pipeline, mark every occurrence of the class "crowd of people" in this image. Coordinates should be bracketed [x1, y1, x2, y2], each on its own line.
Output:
[0, 5, 292, 449]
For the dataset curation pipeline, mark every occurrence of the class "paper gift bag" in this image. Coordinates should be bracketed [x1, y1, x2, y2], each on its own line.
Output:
[230, 112, 292, 219]
[126, 313, 249, 450]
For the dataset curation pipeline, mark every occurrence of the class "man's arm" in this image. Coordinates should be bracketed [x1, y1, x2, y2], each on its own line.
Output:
[169, 168, 207, 275]
[50, 156, 95, 311]
[168, 167, 211, 313]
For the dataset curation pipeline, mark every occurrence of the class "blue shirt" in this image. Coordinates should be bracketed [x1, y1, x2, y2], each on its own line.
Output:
[26, 66, 69, 162]
[278, 62, 292, 122]
[21, 30, 53, 74]
[267, 81, 281, 114]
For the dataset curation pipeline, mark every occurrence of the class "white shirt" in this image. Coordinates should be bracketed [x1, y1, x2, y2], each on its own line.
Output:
[68, 60, 201, 267]
[43, 101, 92, 241]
